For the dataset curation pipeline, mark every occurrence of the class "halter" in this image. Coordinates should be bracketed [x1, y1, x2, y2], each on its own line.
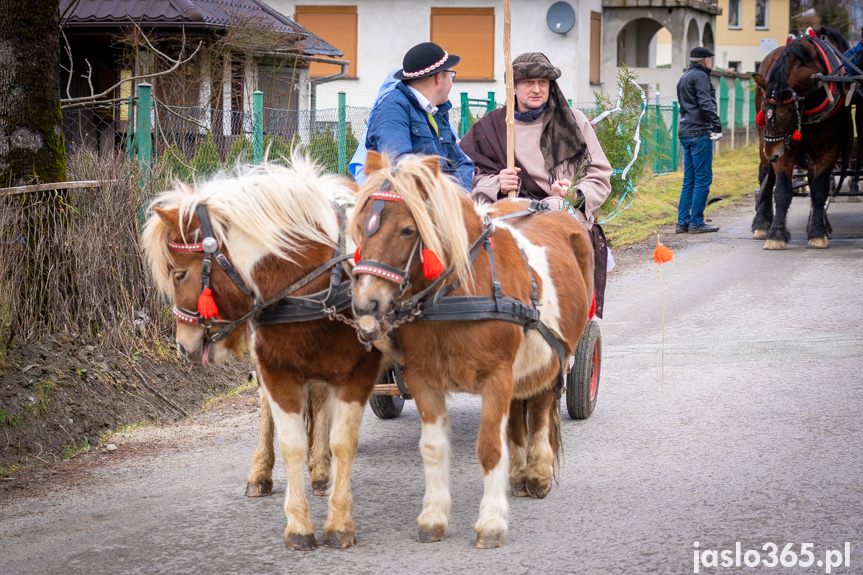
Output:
[762, 89, 803, 144]
[169, 203, 352, 345]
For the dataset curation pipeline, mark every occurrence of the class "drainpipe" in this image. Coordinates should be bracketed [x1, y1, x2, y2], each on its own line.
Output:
[305, 56, 350, 112]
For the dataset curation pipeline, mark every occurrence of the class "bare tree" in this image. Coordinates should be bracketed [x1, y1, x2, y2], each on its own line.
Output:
[0, 0, 65, 186]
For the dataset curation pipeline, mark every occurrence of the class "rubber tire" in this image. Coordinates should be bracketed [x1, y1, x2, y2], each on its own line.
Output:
[369, 368, 405, 419]
[565, 320, 601, 420]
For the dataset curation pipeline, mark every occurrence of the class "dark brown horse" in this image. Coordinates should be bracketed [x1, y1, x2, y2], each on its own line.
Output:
[752, 31, 852, 249]
[349, 152, 593, 548]
[142, 159, 387, 550]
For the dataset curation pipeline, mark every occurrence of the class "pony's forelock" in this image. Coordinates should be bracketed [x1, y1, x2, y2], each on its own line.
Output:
[142, 153, 355, 293]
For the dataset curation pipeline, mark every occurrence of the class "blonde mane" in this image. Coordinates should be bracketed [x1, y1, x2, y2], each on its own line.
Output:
[351, 154, 474, 289]
[142, 153, 356, 295]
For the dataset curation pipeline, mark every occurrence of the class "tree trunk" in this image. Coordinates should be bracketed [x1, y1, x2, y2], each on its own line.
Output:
[0, 0, 65, 186]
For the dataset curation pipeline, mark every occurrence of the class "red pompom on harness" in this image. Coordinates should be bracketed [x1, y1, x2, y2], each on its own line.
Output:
[421, 248, 443, 279]
[756, 110, 766, 127]
[197, 288, 220, 319]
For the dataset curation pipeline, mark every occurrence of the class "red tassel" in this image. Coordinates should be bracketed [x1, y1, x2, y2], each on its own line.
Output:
[792, 129, 802, 141]
[756, 110, 766, 127]
[353, 245, 361, 264]
[589, 291, 596, 319]
[421, 248, 443, 279]
[654, 242, 674, 264]
[197, 288, 220, 319]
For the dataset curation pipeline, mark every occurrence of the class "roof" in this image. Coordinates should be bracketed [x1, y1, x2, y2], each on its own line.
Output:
[60, 0, 343, 56]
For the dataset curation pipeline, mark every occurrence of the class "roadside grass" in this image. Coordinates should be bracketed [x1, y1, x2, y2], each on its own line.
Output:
[601, 144, 760, 247]
[201, 376, 258, 411]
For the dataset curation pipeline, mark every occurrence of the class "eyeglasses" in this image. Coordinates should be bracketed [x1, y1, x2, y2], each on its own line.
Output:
[444, 70, 457, 80]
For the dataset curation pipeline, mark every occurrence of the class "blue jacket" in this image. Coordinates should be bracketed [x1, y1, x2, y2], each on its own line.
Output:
[365, 82, 474, 191]
[845, 40, 862, 68]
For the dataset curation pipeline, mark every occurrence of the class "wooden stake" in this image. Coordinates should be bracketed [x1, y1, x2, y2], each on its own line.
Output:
[504, 0, 516, 198]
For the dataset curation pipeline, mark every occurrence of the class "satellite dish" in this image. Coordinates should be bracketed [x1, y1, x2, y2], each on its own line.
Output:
[546, 1, 575, 35]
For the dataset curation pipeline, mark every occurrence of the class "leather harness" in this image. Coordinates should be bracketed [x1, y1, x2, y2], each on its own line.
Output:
[354, 192, 571, 396]
[169, 203, 353, 345]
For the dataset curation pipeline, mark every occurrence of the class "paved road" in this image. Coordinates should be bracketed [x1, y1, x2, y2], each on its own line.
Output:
[2, 198, 862, 575]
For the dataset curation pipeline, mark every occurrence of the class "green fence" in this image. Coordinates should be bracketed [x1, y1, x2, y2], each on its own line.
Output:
[61, 83, 760, 184]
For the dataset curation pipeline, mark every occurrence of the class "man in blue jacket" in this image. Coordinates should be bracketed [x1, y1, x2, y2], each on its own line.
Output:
[676, 46, 722, 234]
[365, 42, 474, 191]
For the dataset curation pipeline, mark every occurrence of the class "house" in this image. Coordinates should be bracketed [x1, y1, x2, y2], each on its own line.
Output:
[657, 0, 791, 75]
[264, 1, 726, 111]
[60, 0, 344, 155]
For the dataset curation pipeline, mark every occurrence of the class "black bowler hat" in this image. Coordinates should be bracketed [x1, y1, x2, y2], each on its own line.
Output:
[690, 46, 715, 58]
[394, 42, 461, 80]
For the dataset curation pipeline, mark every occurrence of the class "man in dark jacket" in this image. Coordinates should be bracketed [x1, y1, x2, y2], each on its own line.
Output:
[364, 42, 474, 191]
[676, 46, 722, 234]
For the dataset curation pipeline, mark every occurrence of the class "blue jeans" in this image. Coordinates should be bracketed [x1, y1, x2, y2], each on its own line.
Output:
[678, 135, 714, 227]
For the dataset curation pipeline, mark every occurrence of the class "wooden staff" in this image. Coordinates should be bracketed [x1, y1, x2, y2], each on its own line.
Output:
[504, 0, 516, 198]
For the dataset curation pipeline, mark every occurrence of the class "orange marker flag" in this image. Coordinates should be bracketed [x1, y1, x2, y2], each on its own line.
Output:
[654, 233, 673, 398]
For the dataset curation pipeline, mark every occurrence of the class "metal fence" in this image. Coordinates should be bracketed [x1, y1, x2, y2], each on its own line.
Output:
[61, 83, 759, 182]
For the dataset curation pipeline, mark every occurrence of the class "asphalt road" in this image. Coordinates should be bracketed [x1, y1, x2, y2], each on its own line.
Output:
[2, 197, 862, 575]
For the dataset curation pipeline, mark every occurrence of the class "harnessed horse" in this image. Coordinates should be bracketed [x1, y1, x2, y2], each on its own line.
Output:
[752, 33, 852, 249]
[349, 151, 593, 548]
[141, 158, 388, 550]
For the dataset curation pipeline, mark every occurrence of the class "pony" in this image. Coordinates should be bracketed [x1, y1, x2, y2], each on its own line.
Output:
[141, 157, 387, 550]
[752, 30, 852, 249]
[348, 151, 594, 548]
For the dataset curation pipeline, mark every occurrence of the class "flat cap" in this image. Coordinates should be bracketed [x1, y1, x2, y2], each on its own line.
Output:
[690, 46, 714, 58]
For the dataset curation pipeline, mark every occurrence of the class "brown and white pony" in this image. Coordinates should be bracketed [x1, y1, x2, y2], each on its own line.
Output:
[141, 158, 385, 550]
[752, 32, 852, 249]
[348, 152, 593, 548]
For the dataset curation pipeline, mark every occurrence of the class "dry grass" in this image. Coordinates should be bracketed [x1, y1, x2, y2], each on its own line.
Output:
[0, 148, 171, 352]
[601, 144, 761, 247]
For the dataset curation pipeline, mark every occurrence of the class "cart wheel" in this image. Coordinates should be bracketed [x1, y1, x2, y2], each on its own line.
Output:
[369, 395, 404, 419]
[565, 320, 601, 420]
[369, 367, 405, 419]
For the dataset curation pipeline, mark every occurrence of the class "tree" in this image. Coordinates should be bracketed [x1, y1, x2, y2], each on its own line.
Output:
[0, 0, 65, 186]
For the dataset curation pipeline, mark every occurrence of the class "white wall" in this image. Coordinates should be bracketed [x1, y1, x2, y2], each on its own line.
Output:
[265, 0, 607, 110]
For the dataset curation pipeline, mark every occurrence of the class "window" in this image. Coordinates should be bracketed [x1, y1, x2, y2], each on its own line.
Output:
[590, 11, 601, 84]
[728, 60, 741, 72]
[755, 0, 768, 29]
[295, 6, 357, 78]
[430, 8, 494, 81]
[728, 0, 741, 29]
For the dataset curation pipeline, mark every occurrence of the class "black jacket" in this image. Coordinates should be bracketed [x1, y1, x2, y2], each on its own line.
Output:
[677, 64, 722, 138]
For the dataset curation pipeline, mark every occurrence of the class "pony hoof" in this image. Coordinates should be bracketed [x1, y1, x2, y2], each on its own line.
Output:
[312, 480, 329, 496]
[525, 479, 552, 499]
[752, 229, 767, 240]
[285, 533, 318, 551]
[807, 237, 829, 249]
[510, 482, 529, 497]
[244, 480, 273, 497]
[417, 527, 446, 543]
[323, 530, 356, 549]
[763, 239, 787, 250]
[475, 532, 505, 549]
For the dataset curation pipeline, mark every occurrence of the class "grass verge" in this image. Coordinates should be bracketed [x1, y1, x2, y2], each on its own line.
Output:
[601, 144, 760, 247]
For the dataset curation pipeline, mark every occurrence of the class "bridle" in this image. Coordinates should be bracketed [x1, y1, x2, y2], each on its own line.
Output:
[169, 203, 352, 346]
[169, 204, 252, 342]
[761, 89, 803, 144]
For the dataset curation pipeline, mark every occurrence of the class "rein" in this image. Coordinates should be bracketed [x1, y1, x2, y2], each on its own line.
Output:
[170, 202, 353, 344]
[352, 193, 570, 395]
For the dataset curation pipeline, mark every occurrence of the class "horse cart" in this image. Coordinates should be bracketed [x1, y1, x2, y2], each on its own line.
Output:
[368, 318, 602, 421]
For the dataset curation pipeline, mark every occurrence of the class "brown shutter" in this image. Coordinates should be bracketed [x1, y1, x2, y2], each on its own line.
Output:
[295, 6, 358, 78]
[590, 11, 601, 84]
[430, 8, 494, 81]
